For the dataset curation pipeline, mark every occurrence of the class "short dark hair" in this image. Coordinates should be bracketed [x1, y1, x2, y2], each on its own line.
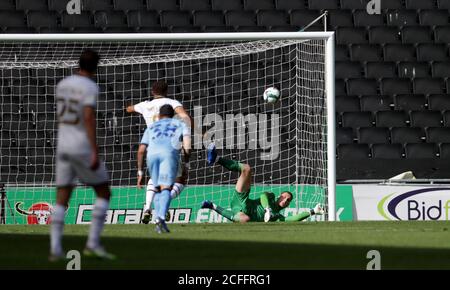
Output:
[79, 49, 100, 74]
[160, 104, 175, 118]
[152, 80, 168, 96]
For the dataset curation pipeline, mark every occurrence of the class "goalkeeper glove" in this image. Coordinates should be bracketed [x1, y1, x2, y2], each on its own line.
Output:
[264, 207, 273, 222]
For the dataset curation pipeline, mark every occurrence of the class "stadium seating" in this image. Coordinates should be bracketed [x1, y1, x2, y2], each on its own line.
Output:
[275, 0, 305, 11]
[371, 144, 404, 159]
[0, 0, 449, 181]
[391, 127, 425, 144]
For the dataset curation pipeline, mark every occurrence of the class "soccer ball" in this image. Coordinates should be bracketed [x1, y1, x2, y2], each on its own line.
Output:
[263, 87, 280, 103]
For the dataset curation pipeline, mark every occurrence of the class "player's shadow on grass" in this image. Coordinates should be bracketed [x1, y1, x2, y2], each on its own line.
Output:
[1, 233, 450, 270]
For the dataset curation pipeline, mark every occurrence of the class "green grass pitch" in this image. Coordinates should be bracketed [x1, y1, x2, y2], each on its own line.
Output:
[1, 221, 450, 270]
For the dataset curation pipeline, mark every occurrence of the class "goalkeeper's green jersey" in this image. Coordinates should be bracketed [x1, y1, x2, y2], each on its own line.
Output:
[231, 191, 284, 222]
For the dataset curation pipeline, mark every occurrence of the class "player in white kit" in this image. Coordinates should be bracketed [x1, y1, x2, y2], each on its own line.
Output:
[50, 50, 114, 261]
[126, 81, 192, 224]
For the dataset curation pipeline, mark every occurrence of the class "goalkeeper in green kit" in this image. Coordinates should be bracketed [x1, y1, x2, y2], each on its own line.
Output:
[201, 143, 324, 223]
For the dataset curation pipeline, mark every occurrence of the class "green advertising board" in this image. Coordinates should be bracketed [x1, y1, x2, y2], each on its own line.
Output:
[4, 185, 353, 224]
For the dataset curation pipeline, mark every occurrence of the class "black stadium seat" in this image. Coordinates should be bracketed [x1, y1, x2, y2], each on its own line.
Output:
[440, 143, 450, 158]
[428, 94, 450, 111]
[336, 79, 346, 96]
[434, 26, 450, 43]
[365, 62, 396, 79]
[308, 0, 339, 10]
[275, 0, 305, 10]
[336, 61, 362, 79]
[257, 10, 289, 27]
[341, 111, 373, 129]
[405, 143, 438, 158]
[336, 127, 354, 144]
[376, 111, 409, 127]
[27, 11, 58, 30]
[419, 10, 449, 26]
[328, 10, 353, 28]
[290, 10, 321, 29]
[180, 0, 211, 11]
[394, 94, 427, 111]
[346, 78, 378, 95]
[417, 44, 449, 62]
[386, 10, 419, 26]
[360, 95, 392, 111]
[62, 13, 93, 29]
[16, 0, 48, 11]
[369, 27, 401, 44]
[353, 10, 384, 27]
[194, 11, 225, 27]
[48, 0, 69, 12]
[432, 62, 450, 78]
[147, 0, 178, 11]
[82, 0, 113, 12]
[350, 44, 383, 62]
[337, 144, 370, 159]
[225, 11, 256, 27]
[380, 78, 412, 95]
[244, 0, 275, 11]
[401, 27, 433, 44]
[127, 11, 159, 28]
[382, 0, 404, 9]
[94, 11, 128, 29]
[357, 127, 390, 144]
[406, 0, 436, 9]
[0, 11, 27, 28]
[337, 27, 368, 45]
[372, 144, 404, 158]
[211, 0, 243, 11]
[410, 110, 443, 127]
[426, 127, 450, 143]
[340, 0, 367, 9]
[384, 44, 416, 62]
[413, 78, 445, 95]
[0, 0, 15, 10]
[114, 0, 146, 11]
[438, 0, 450, 9]
[398, 62, 430, 78]
[335, 95, 360, 113]
[391, 127, 425, 144]
[160, 11, 191, 27]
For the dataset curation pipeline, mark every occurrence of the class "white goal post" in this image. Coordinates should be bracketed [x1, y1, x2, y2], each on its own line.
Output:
[0, 32, 336, 222]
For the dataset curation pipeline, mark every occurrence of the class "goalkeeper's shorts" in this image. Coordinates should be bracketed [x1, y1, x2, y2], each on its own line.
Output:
[230, 189, 251, 214]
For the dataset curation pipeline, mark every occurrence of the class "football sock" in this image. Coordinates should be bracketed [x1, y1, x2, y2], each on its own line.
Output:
[170, 183, 184, 199]
[86, 198, 109, 249]
[218, 158, 244, 172]
[284, 211, 311, 222]
[50, 204, 66, 255]
[158, 189, 171, 220]
[144, 179, 157, 212]
[214, 205, 240, 222]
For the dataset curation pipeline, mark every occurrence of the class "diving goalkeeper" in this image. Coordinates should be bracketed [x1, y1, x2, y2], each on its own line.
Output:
[201, 143, 324, 223]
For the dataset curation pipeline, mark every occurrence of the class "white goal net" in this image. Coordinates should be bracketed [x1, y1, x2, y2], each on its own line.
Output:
[0, 33, 335, 224]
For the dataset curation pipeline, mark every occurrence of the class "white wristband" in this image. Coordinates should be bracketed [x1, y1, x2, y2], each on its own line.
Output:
[137, 170, 144, 177]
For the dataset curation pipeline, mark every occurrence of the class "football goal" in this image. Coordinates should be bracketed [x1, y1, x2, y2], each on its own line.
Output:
[0, 32, 335, 224]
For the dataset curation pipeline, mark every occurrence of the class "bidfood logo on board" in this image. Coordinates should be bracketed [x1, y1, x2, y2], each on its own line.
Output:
[377, 188, 450, 221]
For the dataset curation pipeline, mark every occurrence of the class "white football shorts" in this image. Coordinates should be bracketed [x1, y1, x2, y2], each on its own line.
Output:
[56, 152, 110, 187]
